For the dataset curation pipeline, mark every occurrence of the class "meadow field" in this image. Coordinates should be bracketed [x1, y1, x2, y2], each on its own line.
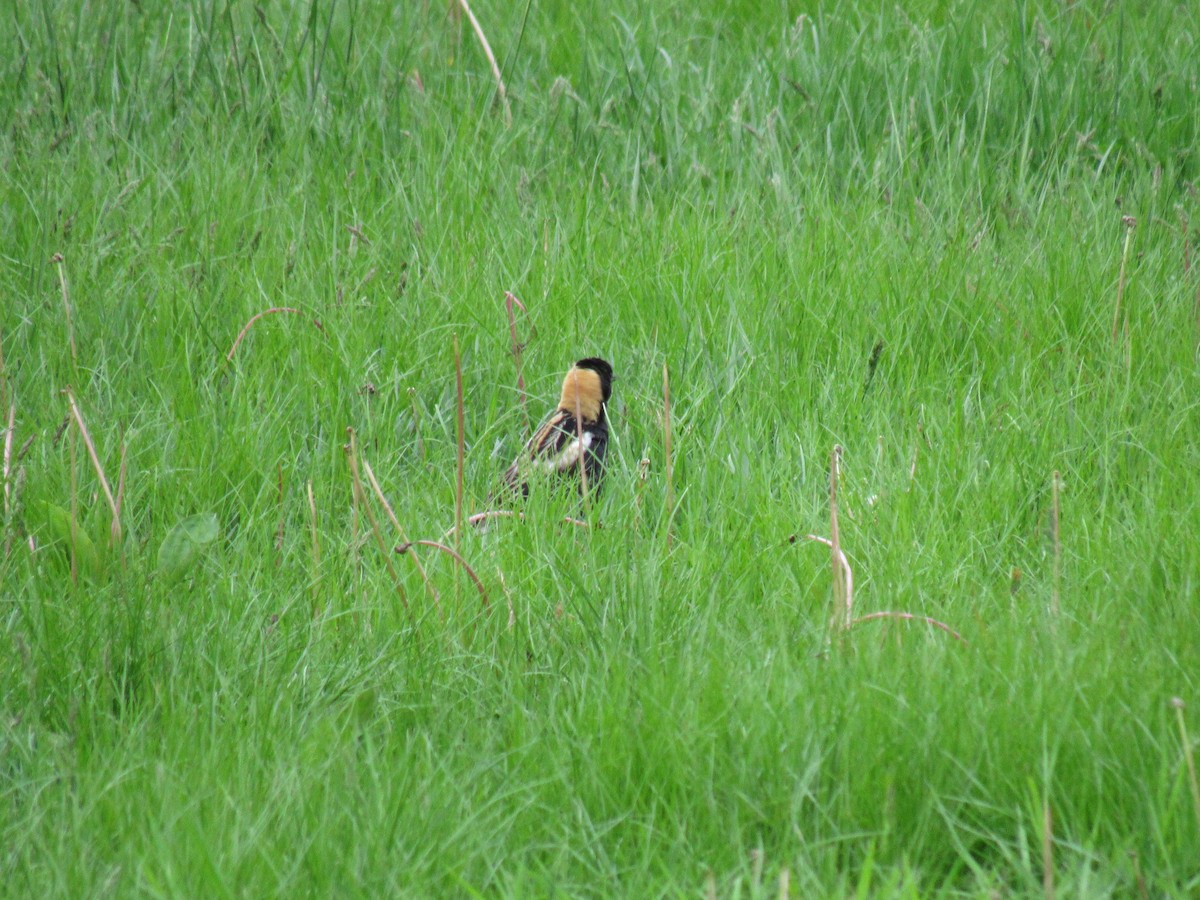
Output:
[2, 0, 1199, 895]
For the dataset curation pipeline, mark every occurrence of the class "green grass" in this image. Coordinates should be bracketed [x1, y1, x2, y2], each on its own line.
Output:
[3, 0, 1200, 894]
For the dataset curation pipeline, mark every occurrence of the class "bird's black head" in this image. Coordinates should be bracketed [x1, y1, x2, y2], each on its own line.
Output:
[574, 357, 614, 403]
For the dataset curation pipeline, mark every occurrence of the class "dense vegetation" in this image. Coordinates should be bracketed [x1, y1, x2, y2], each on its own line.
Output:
[3, 0, 1198, 894]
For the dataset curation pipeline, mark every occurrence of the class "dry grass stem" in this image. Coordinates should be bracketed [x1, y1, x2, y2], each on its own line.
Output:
[225, 307, 326, 362]
[345, 428, 409, 613]
[52, 253, 78, 368]
[1112, 215, 1136, 343]
[63, 388, 121, 551]
[800, 534, 854, 618]
[504, 291, 530, 434]
[362, 457, 441, 614]
[396, 540, 489, 610]
[456, 0, 512, 127]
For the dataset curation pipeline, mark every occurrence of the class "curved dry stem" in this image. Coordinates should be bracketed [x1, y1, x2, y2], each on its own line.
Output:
[226, 307, 326, 361]
[345, 428, 409, 614]
[848, 611, 968, 644]
[361, 458, 441, 615]
[63, 388, 121, 554]
[457, 0, 512, 127]
[798, 534, 853, 625]
[443, 510, 591, 539]
[396, 540, 489, 610]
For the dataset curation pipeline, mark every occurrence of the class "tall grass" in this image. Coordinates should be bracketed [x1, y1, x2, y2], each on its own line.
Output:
[2, 0, 1199, 894]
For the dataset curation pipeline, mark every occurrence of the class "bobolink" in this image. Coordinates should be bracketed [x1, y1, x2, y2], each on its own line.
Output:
[499, 357, 614, 500]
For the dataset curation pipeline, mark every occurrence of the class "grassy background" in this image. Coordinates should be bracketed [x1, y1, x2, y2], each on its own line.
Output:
[3, 0, 1199, 894]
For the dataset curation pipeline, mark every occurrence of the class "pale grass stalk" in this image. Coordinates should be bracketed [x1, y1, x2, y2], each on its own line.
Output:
[800, 534, 854, 616]
[225, 307, 326, 361]
[396, 540, 489, 610]
[1112, 216, 1136, 343]
[64, 388, 121, 551]
[345, 428, 409, 614]
[52, 253, 77, 368]
[456, 0, 512, 127]
[777, 868, 789, 900]
[504, 291, 530, 434]
[362, 457, 441, 615]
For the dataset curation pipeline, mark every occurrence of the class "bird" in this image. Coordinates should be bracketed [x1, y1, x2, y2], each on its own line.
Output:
[498, 357, 613, 501]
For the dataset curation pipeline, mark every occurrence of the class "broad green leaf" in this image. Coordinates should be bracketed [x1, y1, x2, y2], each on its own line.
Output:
[156, 513, 220, 583]
[33, 501, 102, 578]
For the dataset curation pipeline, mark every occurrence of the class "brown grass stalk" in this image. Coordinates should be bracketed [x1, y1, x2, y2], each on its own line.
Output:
[361, 457, 441, 616]
[503, 291, 530, 434]
[396, 540, 489, 610]
[345, 428, 409, 613]
[225, 307, 326, 362]
[456, 0, 512, 127]
[63, 388, 121, 552]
